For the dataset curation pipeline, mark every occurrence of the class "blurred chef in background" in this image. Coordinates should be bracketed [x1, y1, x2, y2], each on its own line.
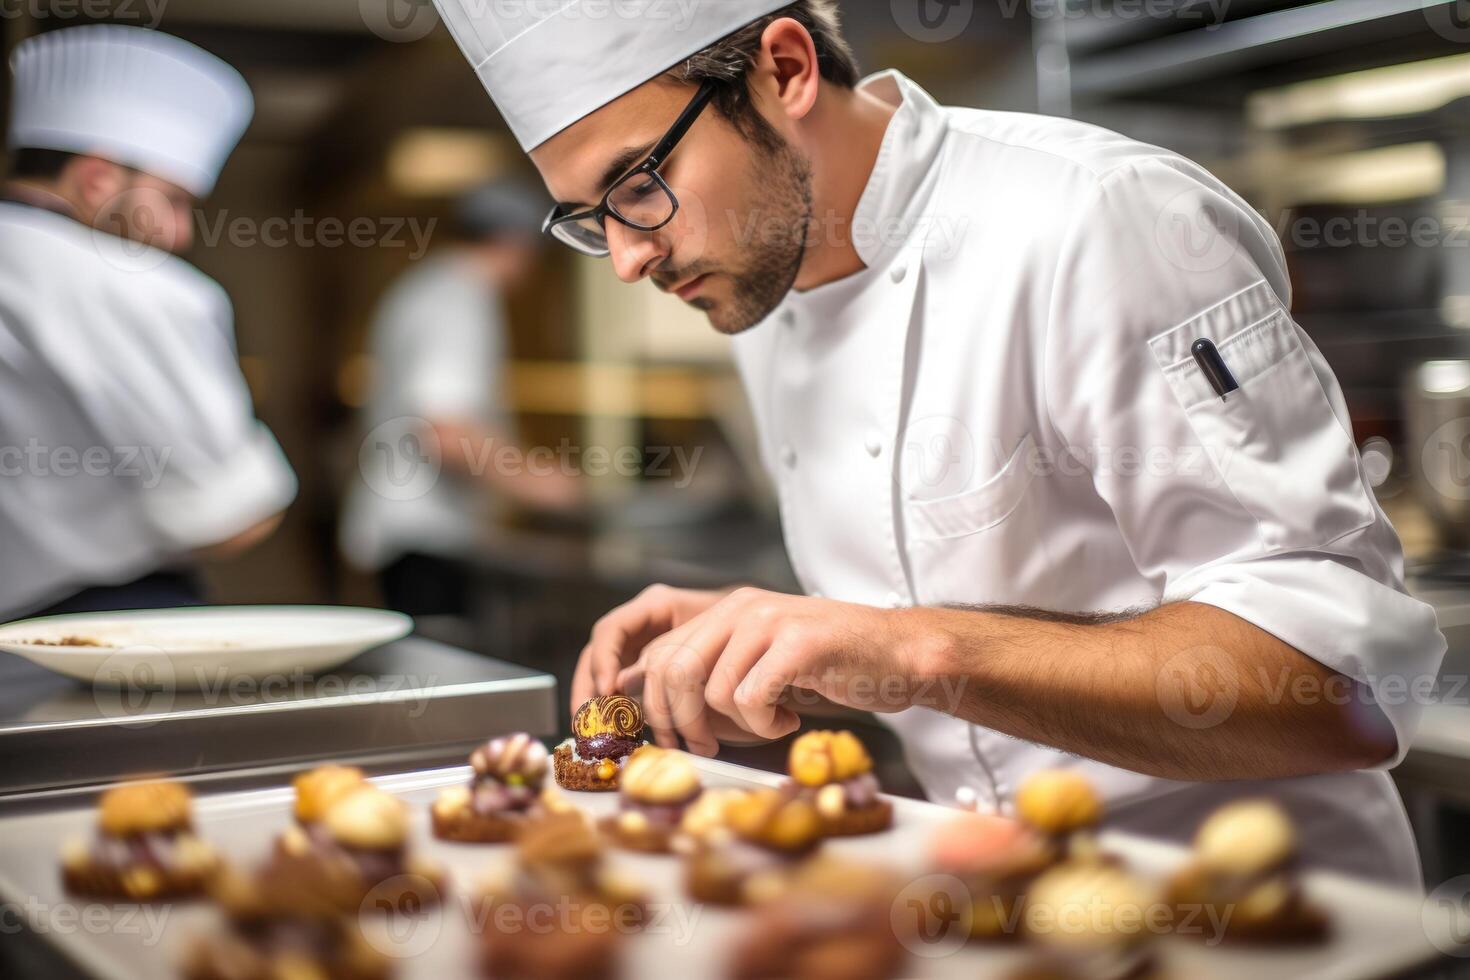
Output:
[341, 180, 579, 618]
[0, 26, 296, 621]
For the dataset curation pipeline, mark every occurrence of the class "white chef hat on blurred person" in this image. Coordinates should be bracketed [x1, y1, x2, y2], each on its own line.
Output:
[8, 25, 253, 197]
[431, 0, 793, 152]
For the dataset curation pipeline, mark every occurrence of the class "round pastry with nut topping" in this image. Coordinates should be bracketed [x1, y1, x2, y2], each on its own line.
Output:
[598, 746, 703, 852]
[432, 734, 572, 843]
[554, 696, 647, 792]
[275, 787, 445, 913]
[1015, 769, 1105, 862]
[62, 780, 220, 901]
[784, 730, 892, 836]
[292, 764, 367, 831]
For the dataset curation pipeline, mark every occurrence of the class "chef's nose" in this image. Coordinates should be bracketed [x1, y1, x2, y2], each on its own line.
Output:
[606, 220, 664, 284]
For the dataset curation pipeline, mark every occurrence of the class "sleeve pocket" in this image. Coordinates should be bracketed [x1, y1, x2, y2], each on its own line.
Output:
[908, 433, 1037, 541]
[1147, 281, 1375, 553]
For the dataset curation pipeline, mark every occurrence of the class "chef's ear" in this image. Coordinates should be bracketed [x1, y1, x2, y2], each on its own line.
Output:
[753, 16, 821, 123]
[64, 155, 130, 213]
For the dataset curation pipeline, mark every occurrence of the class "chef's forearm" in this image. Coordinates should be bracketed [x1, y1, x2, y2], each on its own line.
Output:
[903, 601, 1398, 782]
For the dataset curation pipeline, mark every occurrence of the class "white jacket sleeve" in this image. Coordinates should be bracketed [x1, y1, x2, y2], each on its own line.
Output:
[1042, 155, 1445, 766]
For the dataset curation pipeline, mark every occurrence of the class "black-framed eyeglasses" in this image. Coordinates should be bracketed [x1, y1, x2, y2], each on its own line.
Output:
[542, 80, 717, 257]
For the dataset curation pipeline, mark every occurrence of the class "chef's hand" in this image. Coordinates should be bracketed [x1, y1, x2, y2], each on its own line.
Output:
[610, 588, 929, 755]
[571, 583, 730, 724]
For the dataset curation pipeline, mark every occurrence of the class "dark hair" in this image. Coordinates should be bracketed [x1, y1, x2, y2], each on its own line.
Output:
[667, 1, 859, 144]
[6, 147, 77, 180]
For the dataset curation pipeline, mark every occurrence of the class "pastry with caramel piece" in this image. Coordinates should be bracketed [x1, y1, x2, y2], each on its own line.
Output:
[61, 780, 220, 901]
[276, 786, 445, 913]
[432, 734, 571, 843]
[183, 860, 390, 980]
[731, 859, 911, 980]
[684, 787, 822, 906]
[477, 812, 646, 980]
[598, 746, 703, 852]
[930, 811, 1055, 942]
[784, 729, 892, 837]
[1164, 799, 1327, 944]
[293, 765, 368, 831]
[1015, 769, 1105, 862]
[553, 696, 647, 792]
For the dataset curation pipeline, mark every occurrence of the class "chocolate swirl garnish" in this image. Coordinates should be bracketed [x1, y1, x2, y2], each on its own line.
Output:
[572, 695, 643, 739]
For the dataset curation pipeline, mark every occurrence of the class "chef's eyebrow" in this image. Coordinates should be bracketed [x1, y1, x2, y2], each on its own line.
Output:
[557, 140, 660, 211]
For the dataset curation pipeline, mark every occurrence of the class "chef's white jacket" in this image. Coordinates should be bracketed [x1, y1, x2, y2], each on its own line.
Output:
[731, 71, 1447, 885]
[0, 202, 297, 621]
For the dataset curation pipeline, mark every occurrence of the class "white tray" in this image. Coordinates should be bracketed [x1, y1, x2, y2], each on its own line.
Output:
[0, 757, 1447, 979]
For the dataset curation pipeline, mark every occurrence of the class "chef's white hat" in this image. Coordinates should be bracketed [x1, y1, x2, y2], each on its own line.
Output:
[8, 26, 253, 197]
[432, 0, 794, 151]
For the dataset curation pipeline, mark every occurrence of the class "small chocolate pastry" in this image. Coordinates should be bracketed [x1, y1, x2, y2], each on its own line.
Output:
[183, 861, 390, 980]
[598, 746, 702, 852]
[1164, 800, 1328, 944]
[731, 859, 910, 980]
[930, 812, 1055, 943]
[785, 730, 892, 837]
[684, 787, 822, 906]
[293, 765, 368, 828]
[1021, 860, 1160, 979]
[432, 734, 571, 843]
[553, 695, 646, 792]
[1015, 769, 1106, 862]
[477, 812, 646, 980]
[62, 781, 220, 901]
[276, 787, 445, 914]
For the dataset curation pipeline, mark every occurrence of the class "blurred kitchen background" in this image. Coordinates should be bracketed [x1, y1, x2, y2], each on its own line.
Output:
[7, 0, 1470, 883]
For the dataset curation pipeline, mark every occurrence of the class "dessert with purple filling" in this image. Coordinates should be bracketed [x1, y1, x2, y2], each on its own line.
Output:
[477, 811, 646, 980]
[553, 695, 646, 792]
[597, 746, 703, 852]
[276, 786, 445, 913]
[183, 860, 390, 980]
[61, 780, 220, 901]
[684, 787, 822, 906]
[432, 733, 571, 843]
[785, 730, 892, 837]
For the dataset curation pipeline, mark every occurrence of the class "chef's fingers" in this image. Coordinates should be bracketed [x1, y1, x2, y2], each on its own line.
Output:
[570, 643, 597, 715]
[704, 624, 773, 738]
[586, 593, 673, 696]
[639, 645, 680, 750]
[732, 644, 805, 741]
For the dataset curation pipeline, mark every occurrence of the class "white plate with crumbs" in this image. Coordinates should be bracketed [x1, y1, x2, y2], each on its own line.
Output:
[0, 606, 413, 688]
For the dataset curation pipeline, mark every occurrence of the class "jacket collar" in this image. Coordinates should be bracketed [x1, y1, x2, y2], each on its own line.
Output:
[848, 70, 949, 271]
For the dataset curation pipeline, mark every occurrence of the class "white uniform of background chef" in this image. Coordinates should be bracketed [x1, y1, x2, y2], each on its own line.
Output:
[0, 27, 296, 621]
[430, 0, 1446, 884]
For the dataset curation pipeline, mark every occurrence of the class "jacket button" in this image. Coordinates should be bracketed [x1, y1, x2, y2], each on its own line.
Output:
[780, 309, 796, 328]
[890, 263, 908, 284]
[865, 435, 882, 458]
[780, 445, 797, 469]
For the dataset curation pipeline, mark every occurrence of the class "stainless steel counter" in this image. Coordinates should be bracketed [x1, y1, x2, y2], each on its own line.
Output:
[0, 637, 556, 805]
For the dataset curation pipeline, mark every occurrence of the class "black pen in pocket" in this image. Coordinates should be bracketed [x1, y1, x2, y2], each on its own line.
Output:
[1191, 338, 1239, 401]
